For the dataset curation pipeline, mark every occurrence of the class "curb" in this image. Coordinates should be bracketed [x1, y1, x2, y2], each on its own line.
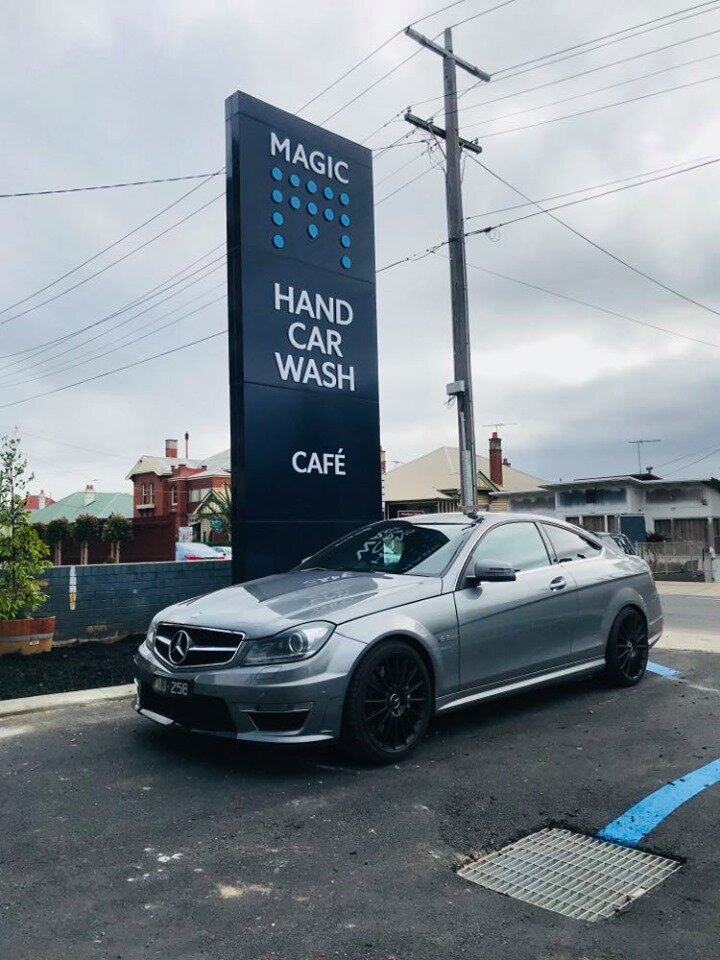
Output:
[0, 683, 135, 720]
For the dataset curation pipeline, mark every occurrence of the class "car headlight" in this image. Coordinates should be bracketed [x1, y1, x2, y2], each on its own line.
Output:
[242, 622, 334, 666]
[145, 620, 158, 652]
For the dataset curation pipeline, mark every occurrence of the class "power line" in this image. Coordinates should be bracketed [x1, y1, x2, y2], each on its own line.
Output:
[468, 71, 720, 138]
[0, 168, 223, 319]
[494, 0, 720, 76]
[458, 253, 720, 350]
[0, 172, 221, 200]
[404, 0, 720, 114]
[466, 151, 720, 220]
[461, 50, 720, 132]
[456, 25, 720, 116]
[0, 244, 226, 362]
[18, 429, 133, 462]
[466, 155, 720, 322]
[0, 330, 227, 412]
[0, 191, 223, 328]
[465, 155, 720, 228]
[657, 440, 720, 468]
[0, 292, 226, 392]
[663, 444, 720, 475]
[0, 270, 227, 384]
[450, 0, 520, 29]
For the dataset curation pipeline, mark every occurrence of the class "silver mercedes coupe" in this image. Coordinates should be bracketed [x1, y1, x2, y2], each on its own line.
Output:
[134, 513, 662, 763]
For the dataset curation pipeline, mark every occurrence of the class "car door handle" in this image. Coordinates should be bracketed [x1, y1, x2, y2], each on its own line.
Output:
[549, 576, 567, 592]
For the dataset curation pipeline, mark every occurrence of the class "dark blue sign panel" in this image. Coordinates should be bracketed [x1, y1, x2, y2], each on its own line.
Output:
[225, 91, 381, 581]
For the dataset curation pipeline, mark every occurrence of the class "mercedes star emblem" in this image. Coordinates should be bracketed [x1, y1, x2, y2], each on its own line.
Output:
[168, 629, 192, 665]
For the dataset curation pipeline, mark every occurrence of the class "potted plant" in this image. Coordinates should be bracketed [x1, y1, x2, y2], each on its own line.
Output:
[0, 435, 54, 656]
[74, 513, 101, 565]
[102, 513, 133, 563]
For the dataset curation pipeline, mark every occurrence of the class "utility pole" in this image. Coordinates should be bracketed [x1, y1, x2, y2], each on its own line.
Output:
[628, 439, 661, 474]
[405, 26, 490, 510]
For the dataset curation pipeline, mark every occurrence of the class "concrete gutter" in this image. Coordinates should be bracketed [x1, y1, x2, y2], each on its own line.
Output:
[0, 683, 134, 719]
[656, 581, 720, 599]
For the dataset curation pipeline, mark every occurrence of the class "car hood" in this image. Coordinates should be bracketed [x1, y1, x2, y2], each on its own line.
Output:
[156, 569, 442, 638]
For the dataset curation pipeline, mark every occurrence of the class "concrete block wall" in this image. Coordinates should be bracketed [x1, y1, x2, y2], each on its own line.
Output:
[37, 561, 233, 644]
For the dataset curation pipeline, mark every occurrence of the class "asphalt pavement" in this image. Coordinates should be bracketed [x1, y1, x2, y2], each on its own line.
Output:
[1, 597, 719, 960]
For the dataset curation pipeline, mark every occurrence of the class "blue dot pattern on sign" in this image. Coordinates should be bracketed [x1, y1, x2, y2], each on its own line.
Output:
[272, 211, 284, 226]
[323, 186, 334, 200]
[272, 234, 285, 249]
[340, 213, 350, 227]
[307, 224, 319, 239]
[290, 173, 301, 187]
[307, 201, 318, 215]
[307, 180, 317, 194]
[323, 208, 334, 221]
[339, 192, 350, 206]
[272, 189, 283, 203]
[290, 196, 301, 210]
[341, 255, 352, 269]
[340, 234, 351, 248]
[271, 167, 283, 182]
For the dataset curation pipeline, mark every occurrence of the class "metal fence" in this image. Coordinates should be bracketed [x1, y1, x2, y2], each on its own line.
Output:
[637, 541, 706, 581]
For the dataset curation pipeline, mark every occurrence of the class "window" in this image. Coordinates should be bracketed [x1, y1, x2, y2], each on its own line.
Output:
[542, 524, 602, 562]
[170, 486, 178, 507]
[581, 515, 605, 533]
[565, 516, 580, 526]
[469, 521, 550, 573]
[140, 482, 154, 505]
[654, 519, 672, 540]
[298, 519, 477, 576]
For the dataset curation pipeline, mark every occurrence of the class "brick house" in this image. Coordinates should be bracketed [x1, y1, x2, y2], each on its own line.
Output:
[126, 439, 230, 540]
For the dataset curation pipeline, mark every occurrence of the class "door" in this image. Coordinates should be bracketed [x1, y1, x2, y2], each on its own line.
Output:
[539, 522, 609, 662]
[454, 521, 579, 690]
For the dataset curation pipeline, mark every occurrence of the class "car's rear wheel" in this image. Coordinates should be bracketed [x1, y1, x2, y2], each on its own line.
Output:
[343, 640, 433, 764]
[605, 607, 649, 686]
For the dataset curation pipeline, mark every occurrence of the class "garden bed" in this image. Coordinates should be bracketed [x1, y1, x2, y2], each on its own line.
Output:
[0, 636, 140, 701]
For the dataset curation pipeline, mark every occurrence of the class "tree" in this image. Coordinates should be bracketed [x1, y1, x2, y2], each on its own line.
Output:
[74, 513, 101, 565]
[45, 517, 73, 566]
[0, 434, 51, 621]
[102, 513, 133, 563]
[214, 485, 232, 541]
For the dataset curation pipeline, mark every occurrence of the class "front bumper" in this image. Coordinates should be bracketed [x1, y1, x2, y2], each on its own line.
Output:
[133, 635, 362, 744]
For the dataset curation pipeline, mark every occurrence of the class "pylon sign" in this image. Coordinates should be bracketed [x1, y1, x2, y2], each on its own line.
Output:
[225, 91, 381, 582]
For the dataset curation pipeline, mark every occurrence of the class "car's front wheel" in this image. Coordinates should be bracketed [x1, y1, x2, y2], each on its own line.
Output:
[605, 607, 649, 686]
[343, 640, 433, 764]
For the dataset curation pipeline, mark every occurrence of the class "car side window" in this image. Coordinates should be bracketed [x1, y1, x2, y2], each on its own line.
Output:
[469, 522, 550, 574]
[542, 524, 602, 562]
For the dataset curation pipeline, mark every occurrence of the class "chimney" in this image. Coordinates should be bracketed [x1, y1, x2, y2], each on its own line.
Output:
[165, 438, 178, 458]
[38, 489, 46, 510]
[184, 432, 189, 460]
[84, 483, 95, 506]
[489, 432, 503, 487]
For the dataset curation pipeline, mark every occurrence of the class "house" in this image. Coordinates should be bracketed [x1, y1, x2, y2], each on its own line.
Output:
[29, 485, 132, 523]
[493, 474, 720, 551]
[384, 436, 547, 518]
[126, 438, 231, 539]
[24, 489, 55, 513]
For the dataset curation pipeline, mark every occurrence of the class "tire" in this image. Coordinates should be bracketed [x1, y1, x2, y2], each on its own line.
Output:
[604, 607, 649, 686]
[343, 640, 433, 764]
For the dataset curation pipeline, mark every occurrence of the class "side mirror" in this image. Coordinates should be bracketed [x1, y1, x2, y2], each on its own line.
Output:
[466, 558, 517, 585]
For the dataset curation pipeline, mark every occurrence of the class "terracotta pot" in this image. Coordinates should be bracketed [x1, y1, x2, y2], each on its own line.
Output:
[0, 616, 55, 656]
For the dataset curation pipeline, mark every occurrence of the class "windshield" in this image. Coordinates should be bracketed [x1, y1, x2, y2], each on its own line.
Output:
[298, 519, 478, 576]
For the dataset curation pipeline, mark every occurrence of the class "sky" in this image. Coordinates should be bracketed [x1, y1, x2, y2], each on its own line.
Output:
[0, 0, 719, 499]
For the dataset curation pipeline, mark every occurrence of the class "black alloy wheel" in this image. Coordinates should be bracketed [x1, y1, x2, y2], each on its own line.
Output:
[344, 640, 432, 763]
[605, 607, 649, 686]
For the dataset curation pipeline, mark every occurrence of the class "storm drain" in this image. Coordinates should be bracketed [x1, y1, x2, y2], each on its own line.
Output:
[457, 828, 681, 922]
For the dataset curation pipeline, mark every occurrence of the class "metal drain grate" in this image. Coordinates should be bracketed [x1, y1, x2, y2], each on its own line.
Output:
[457, 828, 681, 922]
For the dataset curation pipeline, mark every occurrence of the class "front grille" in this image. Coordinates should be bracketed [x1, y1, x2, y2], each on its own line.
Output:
[154, 622, 244, 668]
[139, 682, 236, 733]
[248, 710, 309, 734]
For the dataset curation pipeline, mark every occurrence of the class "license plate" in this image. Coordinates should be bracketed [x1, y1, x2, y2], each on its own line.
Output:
[152, 676, 193, 698]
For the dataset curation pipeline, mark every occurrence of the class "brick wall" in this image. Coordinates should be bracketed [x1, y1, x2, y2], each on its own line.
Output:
[37, 561, 233, 644]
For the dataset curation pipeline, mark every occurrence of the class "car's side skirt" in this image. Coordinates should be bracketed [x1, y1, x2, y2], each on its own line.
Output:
[435, 659, 606, 714]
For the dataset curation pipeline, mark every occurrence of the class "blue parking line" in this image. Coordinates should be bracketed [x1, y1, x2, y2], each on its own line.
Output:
[597, 758, 720, 846]
[647, 661, 680, 678]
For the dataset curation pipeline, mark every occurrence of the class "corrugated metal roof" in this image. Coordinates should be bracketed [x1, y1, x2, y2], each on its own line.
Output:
[29, 491, 133, 523]
[126, 448, 231, 479]
[385, 447, 546, 504]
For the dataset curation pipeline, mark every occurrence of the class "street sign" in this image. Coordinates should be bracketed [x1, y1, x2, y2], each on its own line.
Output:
[177, 526, 193, 543]
[225, 91, 381, 582]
